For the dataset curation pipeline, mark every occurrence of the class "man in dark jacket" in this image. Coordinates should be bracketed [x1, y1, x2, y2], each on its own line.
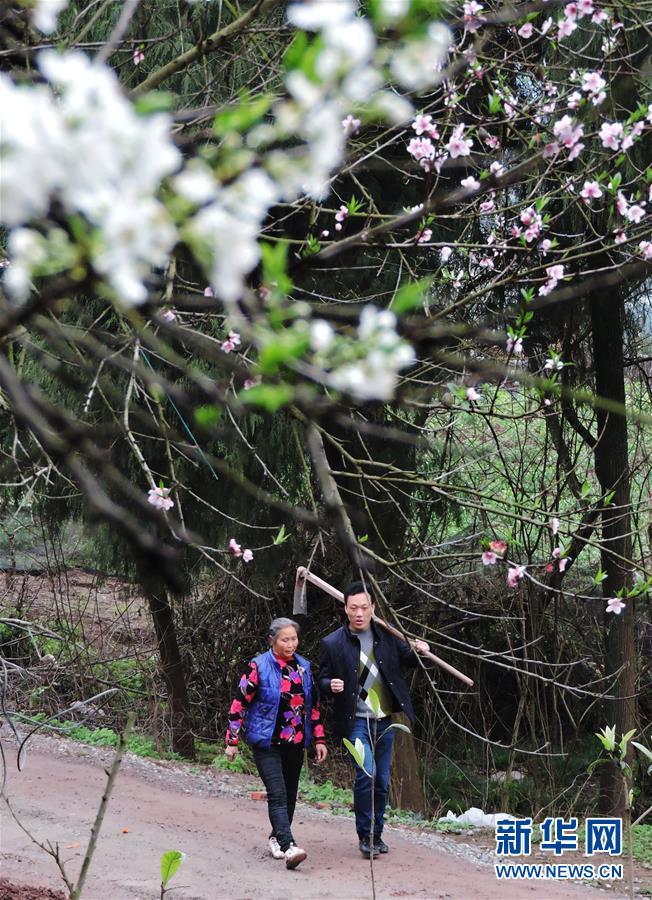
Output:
[319, 581, 429, 858]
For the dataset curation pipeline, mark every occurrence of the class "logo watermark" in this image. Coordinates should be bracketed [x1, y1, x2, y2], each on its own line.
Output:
[494, 817, 623, 882]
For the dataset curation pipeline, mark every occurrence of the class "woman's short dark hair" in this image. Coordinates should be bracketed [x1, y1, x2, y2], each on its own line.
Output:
[344, 581, 374, 605]
[267, 617, 300, 643]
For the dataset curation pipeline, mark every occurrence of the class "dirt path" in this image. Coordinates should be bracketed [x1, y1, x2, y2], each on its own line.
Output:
[0, 735, 626, 900]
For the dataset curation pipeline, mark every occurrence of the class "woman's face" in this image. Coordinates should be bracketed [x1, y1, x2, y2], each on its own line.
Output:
[272, 626, 299, 660]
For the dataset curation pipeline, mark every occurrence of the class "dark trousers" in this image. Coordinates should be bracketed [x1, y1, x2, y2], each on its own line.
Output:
[253, 744, 304, 851]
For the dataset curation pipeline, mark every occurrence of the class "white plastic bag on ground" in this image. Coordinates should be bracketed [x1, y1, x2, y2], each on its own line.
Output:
[439, 807, 515, 828]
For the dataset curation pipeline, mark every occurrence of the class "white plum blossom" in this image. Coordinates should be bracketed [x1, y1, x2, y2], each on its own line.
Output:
[310, 320, 335, 352]
[625, 204, 646, 224]
[568, 91, 582, 109]
[466, 387, 480, 402]
[461, 176, 481, 190]
[375, 0, 411, 23]
[390, 23, 452, 91]
[334, 205, 349, 231]
[0, 50, 181, 304]
[412, 114, 439, 139]
[148, 486, 174, 511]
[341, 114, 361, 135]
[553, 115, 584, 150]
[606, 597, 625, 615]
[287, 0, 356, 30]
[539, 264, 565, 296]
[32, 0, 69, 33]
[440, 246, 453, 263]
[446, 124, 473, 158]
[599, 121, 623, 150]
[328, 306, 415, 401]
[557, 17, 577, 38]
[221, 331, 241, 353]
[581, 71, 606, 96]
[580, 180, 603, 203]
[408, 136, 435, 162]
[544, 354, 565, 372]
[173, 160, 219, 205]
[507, 565, 526, 587]
[506, 335, 523, 355]
[185, 169, 278, 303]
[242, 548, 254, 563]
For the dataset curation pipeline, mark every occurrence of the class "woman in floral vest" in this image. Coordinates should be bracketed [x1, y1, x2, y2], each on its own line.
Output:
[225, 617, 327, 869]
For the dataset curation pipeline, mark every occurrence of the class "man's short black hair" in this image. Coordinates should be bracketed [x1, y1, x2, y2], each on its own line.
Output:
[344, 580, 375, 604]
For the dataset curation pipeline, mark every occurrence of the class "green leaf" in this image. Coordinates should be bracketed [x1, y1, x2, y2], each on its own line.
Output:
[134, 92, 177, 115]
[593, 569, 607, 585]
[603, 490, 615, 506]
[367, 688, 381, 717]
[273, 524, 289, 545]
[240, 384, 294, 413]
[213, 93, 273, 137]
[258, 332, 310, 374]
[580, 480, 591, 498]
[194, 405, 222, 428]
[487, 93, 502, 114]
[261, 241, 293, 297]
[358, 534, 368, 544]
[388, 723, 412, 734]
[595, 724, 616, 753]
[392, 277, 431, 314]
[619, 729, 636, 757]
[343, 737, 365, 768]
[160, 850, 185, 887]
[283, 31, 309, 71]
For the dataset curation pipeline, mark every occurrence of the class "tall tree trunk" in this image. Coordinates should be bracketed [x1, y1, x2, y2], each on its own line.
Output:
[590, 285, 636, 815]
[137, 564, 195, 759]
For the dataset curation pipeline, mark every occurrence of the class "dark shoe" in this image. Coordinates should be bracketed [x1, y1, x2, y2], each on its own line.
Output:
[359, 836, 379, 859]
[374, 835, 389, 854]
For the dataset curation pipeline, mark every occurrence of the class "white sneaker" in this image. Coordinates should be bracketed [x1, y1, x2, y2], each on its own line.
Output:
[268, 836, 285, 860]
[284, 843, 307, 869]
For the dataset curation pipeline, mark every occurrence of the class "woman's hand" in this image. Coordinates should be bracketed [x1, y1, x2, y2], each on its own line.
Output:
[315, 743, 328, 763]
[414, 639, 430, 655]
[330, 678, 344, 693]
[224, 745, 238, 762]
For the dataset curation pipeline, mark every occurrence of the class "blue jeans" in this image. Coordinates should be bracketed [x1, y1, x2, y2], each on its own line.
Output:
[252, 745, 304, 851]
[350, 716, 395, 840]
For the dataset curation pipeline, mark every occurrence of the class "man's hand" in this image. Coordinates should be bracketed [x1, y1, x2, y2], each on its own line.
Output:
[315, 743, 328, 763]
[330, 678, 344, 693]
[414, 640, 430, 655]
[225, 745, 238, 761]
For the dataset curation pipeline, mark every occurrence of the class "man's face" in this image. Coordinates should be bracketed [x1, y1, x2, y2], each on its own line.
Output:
[345, 592, 374, 631]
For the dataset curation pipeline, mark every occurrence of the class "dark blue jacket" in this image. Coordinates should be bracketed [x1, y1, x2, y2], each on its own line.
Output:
[318, 622, 418, 739]
[245, 649, 314, 749]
